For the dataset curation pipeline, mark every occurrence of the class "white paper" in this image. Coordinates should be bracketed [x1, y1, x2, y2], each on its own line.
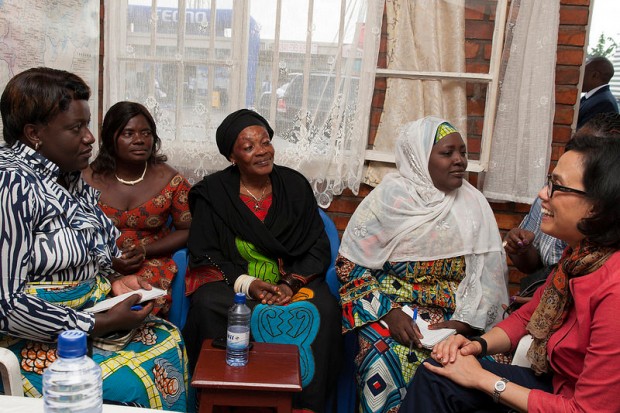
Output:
[380, 305, 456, 349]
[84, 287, 166, 313]
[414, 316, 456, 349]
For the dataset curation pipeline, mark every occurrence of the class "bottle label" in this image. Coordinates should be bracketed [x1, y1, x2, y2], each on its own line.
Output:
[227, 329, 250, 350]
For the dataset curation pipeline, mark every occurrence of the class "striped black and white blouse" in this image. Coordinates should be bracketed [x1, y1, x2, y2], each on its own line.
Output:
[0, 141, 120, 342]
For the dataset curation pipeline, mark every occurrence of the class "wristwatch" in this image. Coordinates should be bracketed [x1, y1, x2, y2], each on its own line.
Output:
[493, 377, 510, 403]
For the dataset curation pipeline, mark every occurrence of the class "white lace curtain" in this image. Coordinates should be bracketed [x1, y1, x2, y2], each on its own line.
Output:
[365, 0, 468, 186]
[104, 0, 385, 207]
[482, 0, 559, 203]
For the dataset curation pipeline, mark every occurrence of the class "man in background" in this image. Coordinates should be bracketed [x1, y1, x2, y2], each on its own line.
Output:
[577, 56, 619, 129]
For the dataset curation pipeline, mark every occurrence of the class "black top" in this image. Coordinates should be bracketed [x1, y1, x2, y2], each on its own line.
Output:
[187, 164, 329, 286]
[578, 85, 619, 129]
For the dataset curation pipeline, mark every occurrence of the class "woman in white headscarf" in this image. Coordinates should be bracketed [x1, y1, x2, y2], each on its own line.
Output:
[337, 116, 509, 413]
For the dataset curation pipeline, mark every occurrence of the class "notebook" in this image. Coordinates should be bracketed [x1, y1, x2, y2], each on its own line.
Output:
[381, 305, 456, 349]
[84, 287, 166, 313]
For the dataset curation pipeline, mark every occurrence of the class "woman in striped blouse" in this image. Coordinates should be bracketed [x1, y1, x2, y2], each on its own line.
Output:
[0, 67, 190, 411]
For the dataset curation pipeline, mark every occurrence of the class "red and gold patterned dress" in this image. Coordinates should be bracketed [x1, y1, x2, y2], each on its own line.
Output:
[99, 174, 192, 314]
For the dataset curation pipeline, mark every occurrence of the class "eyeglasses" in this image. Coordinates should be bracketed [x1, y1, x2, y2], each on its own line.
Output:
[546, 174, 587, 198]
[121, 130, 153, 139]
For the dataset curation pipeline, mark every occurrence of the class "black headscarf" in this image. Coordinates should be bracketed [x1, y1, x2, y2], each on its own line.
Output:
[216, 109, 274, 159]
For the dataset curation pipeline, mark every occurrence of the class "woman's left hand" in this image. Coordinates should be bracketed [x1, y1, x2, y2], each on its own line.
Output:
[248, 279, 292, 305]
[112, 245, 144, 275]
[431, 333, 475, 364]
[429, 320, 477, 336]
[111, 274, 152, 296]
[423, 351, 484, 389]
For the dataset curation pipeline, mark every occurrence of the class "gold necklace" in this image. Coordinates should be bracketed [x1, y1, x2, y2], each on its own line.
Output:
[241, 179, 269, 211]
[115, 162, 148, 186]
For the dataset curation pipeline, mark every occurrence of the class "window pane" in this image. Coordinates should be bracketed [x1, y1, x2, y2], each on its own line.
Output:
[109, 0, 383, 204]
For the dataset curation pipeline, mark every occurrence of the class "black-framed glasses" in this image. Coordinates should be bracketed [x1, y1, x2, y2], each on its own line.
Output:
[547, 174, 587, 198]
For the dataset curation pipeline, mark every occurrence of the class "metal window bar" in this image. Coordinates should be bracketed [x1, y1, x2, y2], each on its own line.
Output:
[365, 0, 509, 174]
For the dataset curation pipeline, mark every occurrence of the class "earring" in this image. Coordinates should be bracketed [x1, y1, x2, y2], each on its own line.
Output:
[231, 161, 236, 166]
[34, 142, 40, 151]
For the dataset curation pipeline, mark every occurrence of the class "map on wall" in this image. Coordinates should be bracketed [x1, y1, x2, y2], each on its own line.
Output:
[0, 0, 99, 139]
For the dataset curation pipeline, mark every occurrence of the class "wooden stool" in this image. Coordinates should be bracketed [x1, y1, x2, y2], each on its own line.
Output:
[191, 339, 302, 413]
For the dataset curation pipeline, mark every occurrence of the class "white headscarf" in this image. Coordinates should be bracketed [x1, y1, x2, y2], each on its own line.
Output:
[340, 116, 508, 330]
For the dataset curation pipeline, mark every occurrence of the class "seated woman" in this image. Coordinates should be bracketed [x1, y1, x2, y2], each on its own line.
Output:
[182, 109, 341, 413]
[399, 134, 620, 412]
[0, 68, 190, 411]
[84, 101, 191, 316]
[337, 116, 509, 413]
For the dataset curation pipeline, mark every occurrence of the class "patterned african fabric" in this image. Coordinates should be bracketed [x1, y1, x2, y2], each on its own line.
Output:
[434, 121, 458, 144]
[184, 265, 224, 296]
[99, 174, 192, 314]
[0, 141, 192, 411]
[337, 255, 466, 413]
[1, 315, 190, 411]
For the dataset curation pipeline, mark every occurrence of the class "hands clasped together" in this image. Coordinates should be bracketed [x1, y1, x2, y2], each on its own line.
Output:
[249, 279, 294, 305]
[423, 334, 485, 388]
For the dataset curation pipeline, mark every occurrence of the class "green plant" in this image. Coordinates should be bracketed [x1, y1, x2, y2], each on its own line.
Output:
[589, 32, 618, 58]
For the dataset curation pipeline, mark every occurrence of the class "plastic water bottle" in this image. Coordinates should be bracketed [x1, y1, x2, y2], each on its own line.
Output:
[226, 292, 252, 366]
[43, 330, 103, 413]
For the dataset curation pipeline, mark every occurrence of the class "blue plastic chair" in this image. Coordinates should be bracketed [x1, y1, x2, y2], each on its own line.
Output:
[318, 209, 358, 413]
[169, 248, 190, 330]
[319, 209, 340, 297]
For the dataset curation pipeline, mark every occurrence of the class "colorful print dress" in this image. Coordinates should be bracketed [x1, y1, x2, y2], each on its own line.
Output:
[337, 255, 466, 413]
[99, 174, 192, 314]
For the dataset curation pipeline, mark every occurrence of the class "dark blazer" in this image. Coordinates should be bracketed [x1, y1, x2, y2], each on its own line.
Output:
[577, 85, 619, 129]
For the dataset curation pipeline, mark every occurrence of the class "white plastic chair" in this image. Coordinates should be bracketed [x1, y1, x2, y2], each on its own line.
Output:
[0, 347, 23, 396]
[511, 334, 533, 368]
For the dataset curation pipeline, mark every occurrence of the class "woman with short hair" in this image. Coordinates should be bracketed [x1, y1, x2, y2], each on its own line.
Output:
[0, 68, 190, 410]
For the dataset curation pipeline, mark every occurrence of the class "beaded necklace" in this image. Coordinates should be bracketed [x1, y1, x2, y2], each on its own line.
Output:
[115, 162, 148, 186]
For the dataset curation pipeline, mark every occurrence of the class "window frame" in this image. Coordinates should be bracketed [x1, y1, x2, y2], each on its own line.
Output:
[364, 0, 509, 173]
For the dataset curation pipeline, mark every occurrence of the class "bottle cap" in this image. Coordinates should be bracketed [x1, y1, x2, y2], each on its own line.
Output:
[57, 330, 88, 359]
[234, 292, 246, 304]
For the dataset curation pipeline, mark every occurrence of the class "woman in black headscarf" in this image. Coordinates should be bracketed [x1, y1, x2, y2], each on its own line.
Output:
[183, 109, 341, 412]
